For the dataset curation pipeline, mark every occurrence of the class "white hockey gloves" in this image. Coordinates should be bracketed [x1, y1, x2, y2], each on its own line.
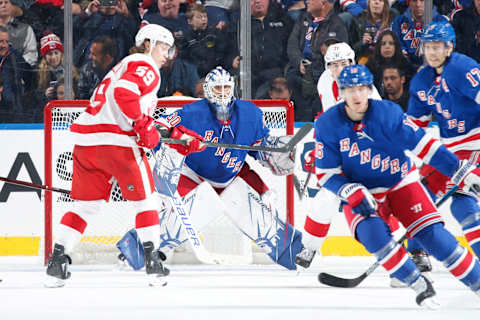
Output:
[339, 183, 377, 217]
[257, 136, 296, 176]
[451, 160, 480, 195]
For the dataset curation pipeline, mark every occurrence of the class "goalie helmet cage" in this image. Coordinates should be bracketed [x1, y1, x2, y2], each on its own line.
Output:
[44, 99, 295, 265]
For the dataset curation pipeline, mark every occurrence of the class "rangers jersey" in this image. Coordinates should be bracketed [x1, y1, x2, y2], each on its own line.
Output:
[314, 99, 458, 198]
[408, 52, 480, 153]
[163, 99, 269, 184]
[70, 53, 161, 147]
[316, 69, 381, 112]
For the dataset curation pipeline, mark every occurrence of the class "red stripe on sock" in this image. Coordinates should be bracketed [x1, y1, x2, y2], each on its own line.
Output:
[304, 216, 330, 237]
[382, 246, 406, 272]
[465, 228, 480, 243]
[60, 211, 87, 234]
[450, 250, 474, 278]
[135, 210, 160, 229]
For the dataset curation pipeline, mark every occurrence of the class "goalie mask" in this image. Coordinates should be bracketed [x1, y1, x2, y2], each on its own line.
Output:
[203, 67, 235, 122]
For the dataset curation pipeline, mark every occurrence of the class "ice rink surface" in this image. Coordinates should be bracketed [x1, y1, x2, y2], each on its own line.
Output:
[0, 257, 479, 320]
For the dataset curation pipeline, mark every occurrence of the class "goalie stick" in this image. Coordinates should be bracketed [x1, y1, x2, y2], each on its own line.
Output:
[317, 184, 459, 288]
[157, 123, 313, 153]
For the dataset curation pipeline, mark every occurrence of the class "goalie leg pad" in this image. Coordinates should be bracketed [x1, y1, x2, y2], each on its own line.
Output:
[116, 229, 145, 271]
[220, 177, 302, 270]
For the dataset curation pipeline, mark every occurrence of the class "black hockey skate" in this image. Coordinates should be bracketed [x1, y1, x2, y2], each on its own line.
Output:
[143, 242, 169, 286]
[410, 250, 432, 273]
[410, 275, 439, 309]
[44, 244, 72, 288]
[294, 247, 316, 268]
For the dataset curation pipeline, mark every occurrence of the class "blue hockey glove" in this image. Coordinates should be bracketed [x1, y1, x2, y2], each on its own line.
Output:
[339, 183, 377, 217]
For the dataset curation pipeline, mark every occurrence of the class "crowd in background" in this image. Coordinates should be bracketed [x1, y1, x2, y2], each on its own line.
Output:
[0, 0, 476, 123]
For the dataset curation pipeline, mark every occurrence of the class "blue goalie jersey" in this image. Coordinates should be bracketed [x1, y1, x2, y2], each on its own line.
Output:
[314, 99, 458, 196]
[163, 99, 269, 183]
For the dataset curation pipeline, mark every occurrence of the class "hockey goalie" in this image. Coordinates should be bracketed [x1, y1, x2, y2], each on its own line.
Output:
[117, 67, 304, 271]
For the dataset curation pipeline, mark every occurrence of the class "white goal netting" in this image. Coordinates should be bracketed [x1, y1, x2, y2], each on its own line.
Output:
[44, 99, 294, 265]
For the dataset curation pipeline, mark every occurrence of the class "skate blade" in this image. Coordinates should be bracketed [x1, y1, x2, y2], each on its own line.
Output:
[43, 275, 65, 288]
[148, 275, 168, 287]
[420, 296, 440, 310]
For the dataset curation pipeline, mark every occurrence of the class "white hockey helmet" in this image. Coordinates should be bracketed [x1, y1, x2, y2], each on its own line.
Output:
[203, 66, 235, 122]
[324, 42, 355, 65]
[135, 23, 175, 57]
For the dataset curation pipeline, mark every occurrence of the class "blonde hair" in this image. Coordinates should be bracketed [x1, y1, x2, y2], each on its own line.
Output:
[37, 54, 79, 91]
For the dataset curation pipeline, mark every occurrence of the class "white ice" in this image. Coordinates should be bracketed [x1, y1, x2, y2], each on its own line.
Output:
[0, 257, 478, 320]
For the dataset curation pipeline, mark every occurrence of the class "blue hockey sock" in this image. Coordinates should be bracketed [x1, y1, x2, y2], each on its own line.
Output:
[451, 194, 480, 258]
[356, 217, 420, 285]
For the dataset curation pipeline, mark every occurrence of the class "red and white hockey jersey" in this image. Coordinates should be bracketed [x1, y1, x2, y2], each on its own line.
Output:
[316, 69, 381, 112]
[70, 53, 161, 147]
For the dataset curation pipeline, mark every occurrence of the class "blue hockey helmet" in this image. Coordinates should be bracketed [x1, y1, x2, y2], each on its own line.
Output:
[337, 64, 373, 90]
[203, 66, 235, 122]
[422, 20, 456, 48]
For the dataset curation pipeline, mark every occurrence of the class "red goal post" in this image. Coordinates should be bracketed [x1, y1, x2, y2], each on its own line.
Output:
[44, 99, 295, 264]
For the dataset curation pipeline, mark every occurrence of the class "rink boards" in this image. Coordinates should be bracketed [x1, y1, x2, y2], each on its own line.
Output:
[0, 124, 468, 258]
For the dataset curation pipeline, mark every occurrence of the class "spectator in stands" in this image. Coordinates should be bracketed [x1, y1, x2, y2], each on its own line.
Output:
[267, 76, 292, 100]
[0, 0, 37, 67]
[142, 0, 189, 42]
[452, 0, 480, 63]
[54, 77, 76, 100]
[19, 0, 83, 45]
[286, 0, 347, 120]
[34, 32, 79, 118]
[157, 46, 199, 98]
[194, 77, 204, 98]
[227, 0, 293, 99]
[73, 0, 137, 68]
[392, 0, 446, 68]
[179, 3, 228, 77]
[0, 26, 32, 122]
[366, 30, 414, 94]
[381, 63, 408, 111]
[77, 35, 116, 99]
[337, 0, 366, 30]
[350, 0, 398, 64]
[0, 74, 10, 122]
[204, 0, 239, 30]
[279, 0, 306, 21]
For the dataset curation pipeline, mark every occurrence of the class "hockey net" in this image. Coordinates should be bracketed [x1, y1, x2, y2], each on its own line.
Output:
[44, 99, 294, 265]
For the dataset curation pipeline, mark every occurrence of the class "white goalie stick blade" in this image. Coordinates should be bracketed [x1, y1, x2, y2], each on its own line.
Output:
[156, 123, 313, 153]
[152, 145, 243, 265]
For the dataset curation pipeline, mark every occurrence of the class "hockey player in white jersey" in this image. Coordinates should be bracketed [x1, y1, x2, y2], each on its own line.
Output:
[315, 64, 480, 307]
[117, 66, 304, 270]
[44, 24, 192, 287]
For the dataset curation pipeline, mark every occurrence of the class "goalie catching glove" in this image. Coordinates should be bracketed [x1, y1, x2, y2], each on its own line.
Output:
[257, 136, 296, 176]
[339, 183, 377, 217]
[133, 114, 160, 149]
[450, 160, 480, 195]
[166, 125, 206, 156]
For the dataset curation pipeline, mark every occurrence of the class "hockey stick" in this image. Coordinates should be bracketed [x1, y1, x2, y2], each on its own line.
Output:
[318, 185, 458, 288]
[0, 176, 70, 194]
[157, 123, 313, 153]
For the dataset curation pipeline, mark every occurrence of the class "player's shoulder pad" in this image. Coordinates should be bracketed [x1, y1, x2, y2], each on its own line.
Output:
[314, 103, 345, 133]
[234, 99, 264, 119]
[123, 53, 160, 75]
[445, 52, 478, 75]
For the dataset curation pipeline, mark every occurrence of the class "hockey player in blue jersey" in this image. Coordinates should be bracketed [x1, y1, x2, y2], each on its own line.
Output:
[117, 66, 303, 270]
[407, 20, 480, 260]
[315, 64, 480, 307]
